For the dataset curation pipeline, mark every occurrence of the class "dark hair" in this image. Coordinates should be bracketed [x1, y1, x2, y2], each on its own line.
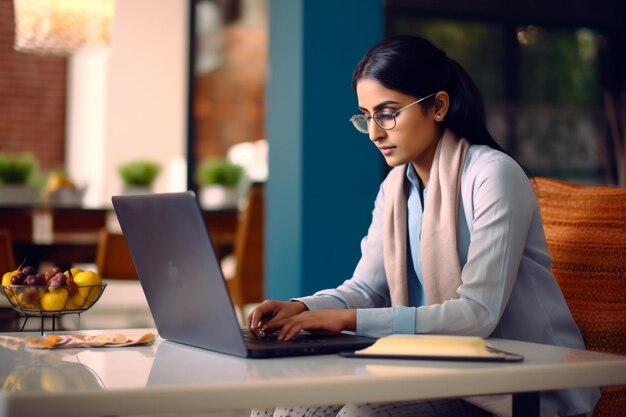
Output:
[352, 35, 503, 152]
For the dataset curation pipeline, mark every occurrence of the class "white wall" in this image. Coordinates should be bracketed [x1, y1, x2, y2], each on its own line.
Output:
[67, 0, 189, 207]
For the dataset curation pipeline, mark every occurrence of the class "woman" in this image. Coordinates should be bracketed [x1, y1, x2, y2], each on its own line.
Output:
[249, 36, 599, 417]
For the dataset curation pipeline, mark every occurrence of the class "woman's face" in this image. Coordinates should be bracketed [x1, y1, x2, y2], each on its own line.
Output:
[355, 78, 443, 178]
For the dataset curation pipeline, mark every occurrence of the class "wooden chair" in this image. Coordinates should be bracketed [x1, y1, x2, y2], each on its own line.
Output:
[223, 183, 265, 313]
[0, 230, 16, 273]
[95, 229, 138, 280]
[532, 177, 626, 417]
[0, 230, 20, 331]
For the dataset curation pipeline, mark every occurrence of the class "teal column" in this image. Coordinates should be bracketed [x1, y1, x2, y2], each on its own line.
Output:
[266, 0, 384, 299]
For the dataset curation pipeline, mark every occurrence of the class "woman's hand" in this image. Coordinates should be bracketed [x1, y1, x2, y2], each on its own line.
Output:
[274, 309, 357, 341]
[248, 301, 357, 341]
[248, 300, 308, 337]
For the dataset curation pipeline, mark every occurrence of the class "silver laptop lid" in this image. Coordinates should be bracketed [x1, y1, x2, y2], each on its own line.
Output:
[112, 191, 247, 357]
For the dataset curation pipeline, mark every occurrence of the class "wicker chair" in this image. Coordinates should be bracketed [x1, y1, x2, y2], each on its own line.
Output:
[532, 177, 626, 417]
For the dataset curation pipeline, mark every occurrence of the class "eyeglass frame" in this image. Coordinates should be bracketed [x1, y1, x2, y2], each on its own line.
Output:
[349, 92, 437, 134]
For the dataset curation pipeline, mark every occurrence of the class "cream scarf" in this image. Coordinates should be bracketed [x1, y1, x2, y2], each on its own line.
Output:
[383, 129, 469, 306]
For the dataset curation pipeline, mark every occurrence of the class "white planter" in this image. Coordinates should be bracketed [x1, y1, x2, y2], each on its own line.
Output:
[47, 188, 85, 207]
[122, 185, 153, 195]
[200, 185, 239, 209]
[0, 185, 37, 206]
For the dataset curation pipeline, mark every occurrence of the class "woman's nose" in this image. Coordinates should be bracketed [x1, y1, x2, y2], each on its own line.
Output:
[368, 119, 385, 142]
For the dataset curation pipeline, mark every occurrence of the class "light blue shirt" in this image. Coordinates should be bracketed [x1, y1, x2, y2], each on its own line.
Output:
[405, 163, 425, 308]
[294, 144, 599, 417]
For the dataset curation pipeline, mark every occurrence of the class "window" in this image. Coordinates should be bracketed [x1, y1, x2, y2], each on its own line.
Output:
[389, 17, 609, 183]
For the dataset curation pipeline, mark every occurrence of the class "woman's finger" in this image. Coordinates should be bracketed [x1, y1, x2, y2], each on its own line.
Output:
[277, 319, 302, 341]
[248, 300, 275, 335]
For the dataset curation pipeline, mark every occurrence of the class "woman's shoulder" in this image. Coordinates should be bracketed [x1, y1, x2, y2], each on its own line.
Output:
[463, 144, 526, 182]
[461, 144, 535, 205]
[465, 143, 514, 165]
[461, 144, 539, 219]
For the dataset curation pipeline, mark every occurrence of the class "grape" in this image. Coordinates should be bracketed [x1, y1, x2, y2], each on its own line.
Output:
[24, 275, 45, 286]
[10, 275, 24, 285]
[21, 266, 35, 277]
[23, 275, 37, 286]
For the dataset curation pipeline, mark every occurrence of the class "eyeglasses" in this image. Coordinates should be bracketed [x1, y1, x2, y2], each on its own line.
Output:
[349, 93, 436, 134]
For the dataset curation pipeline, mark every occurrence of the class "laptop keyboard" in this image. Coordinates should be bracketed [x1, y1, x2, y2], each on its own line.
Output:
[241, 329, 324, 345]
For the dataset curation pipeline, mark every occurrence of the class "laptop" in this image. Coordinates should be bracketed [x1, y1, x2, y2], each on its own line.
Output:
[112, 191, 377, 358]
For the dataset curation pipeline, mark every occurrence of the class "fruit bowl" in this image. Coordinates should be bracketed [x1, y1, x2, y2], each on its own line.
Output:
[1, 283, 107, 317]
[2, 264, 107, 327]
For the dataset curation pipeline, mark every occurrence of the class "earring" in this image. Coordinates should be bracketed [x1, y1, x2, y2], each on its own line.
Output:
[436, 114, 441, 119]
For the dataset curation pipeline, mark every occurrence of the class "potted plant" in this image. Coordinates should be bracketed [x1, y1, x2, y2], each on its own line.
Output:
[0, 153, 38, 205]
[118, 160, 161, 194]
[195, 158, 245, 209]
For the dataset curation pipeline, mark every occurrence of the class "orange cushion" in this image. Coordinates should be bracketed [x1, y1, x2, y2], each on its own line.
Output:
[532, 177, 626, 417]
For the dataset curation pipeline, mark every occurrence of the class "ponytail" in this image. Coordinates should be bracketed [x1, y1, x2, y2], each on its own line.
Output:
[443, 58, 504, 152]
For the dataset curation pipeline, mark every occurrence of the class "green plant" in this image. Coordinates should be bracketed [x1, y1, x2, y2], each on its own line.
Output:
[118, 160, 161, 187]
[0, 153, 37, 185]
[195, 159, 244, 188]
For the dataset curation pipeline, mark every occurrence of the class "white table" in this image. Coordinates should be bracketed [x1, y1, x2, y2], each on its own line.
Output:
[0, 329, 625, 417]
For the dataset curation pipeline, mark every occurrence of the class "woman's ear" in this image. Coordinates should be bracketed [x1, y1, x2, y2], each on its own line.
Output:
[433, 91, 450, 122]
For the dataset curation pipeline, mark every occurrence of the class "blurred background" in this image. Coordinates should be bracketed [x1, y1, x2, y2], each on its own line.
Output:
[1, 0, 624, 208]
[0, 0, 624, 328]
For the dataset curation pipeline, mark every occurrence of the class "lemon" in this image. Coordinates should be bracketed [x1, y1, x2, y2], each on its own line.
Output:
[73, 271, 103, 303]
[40, 289, 68, 311]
